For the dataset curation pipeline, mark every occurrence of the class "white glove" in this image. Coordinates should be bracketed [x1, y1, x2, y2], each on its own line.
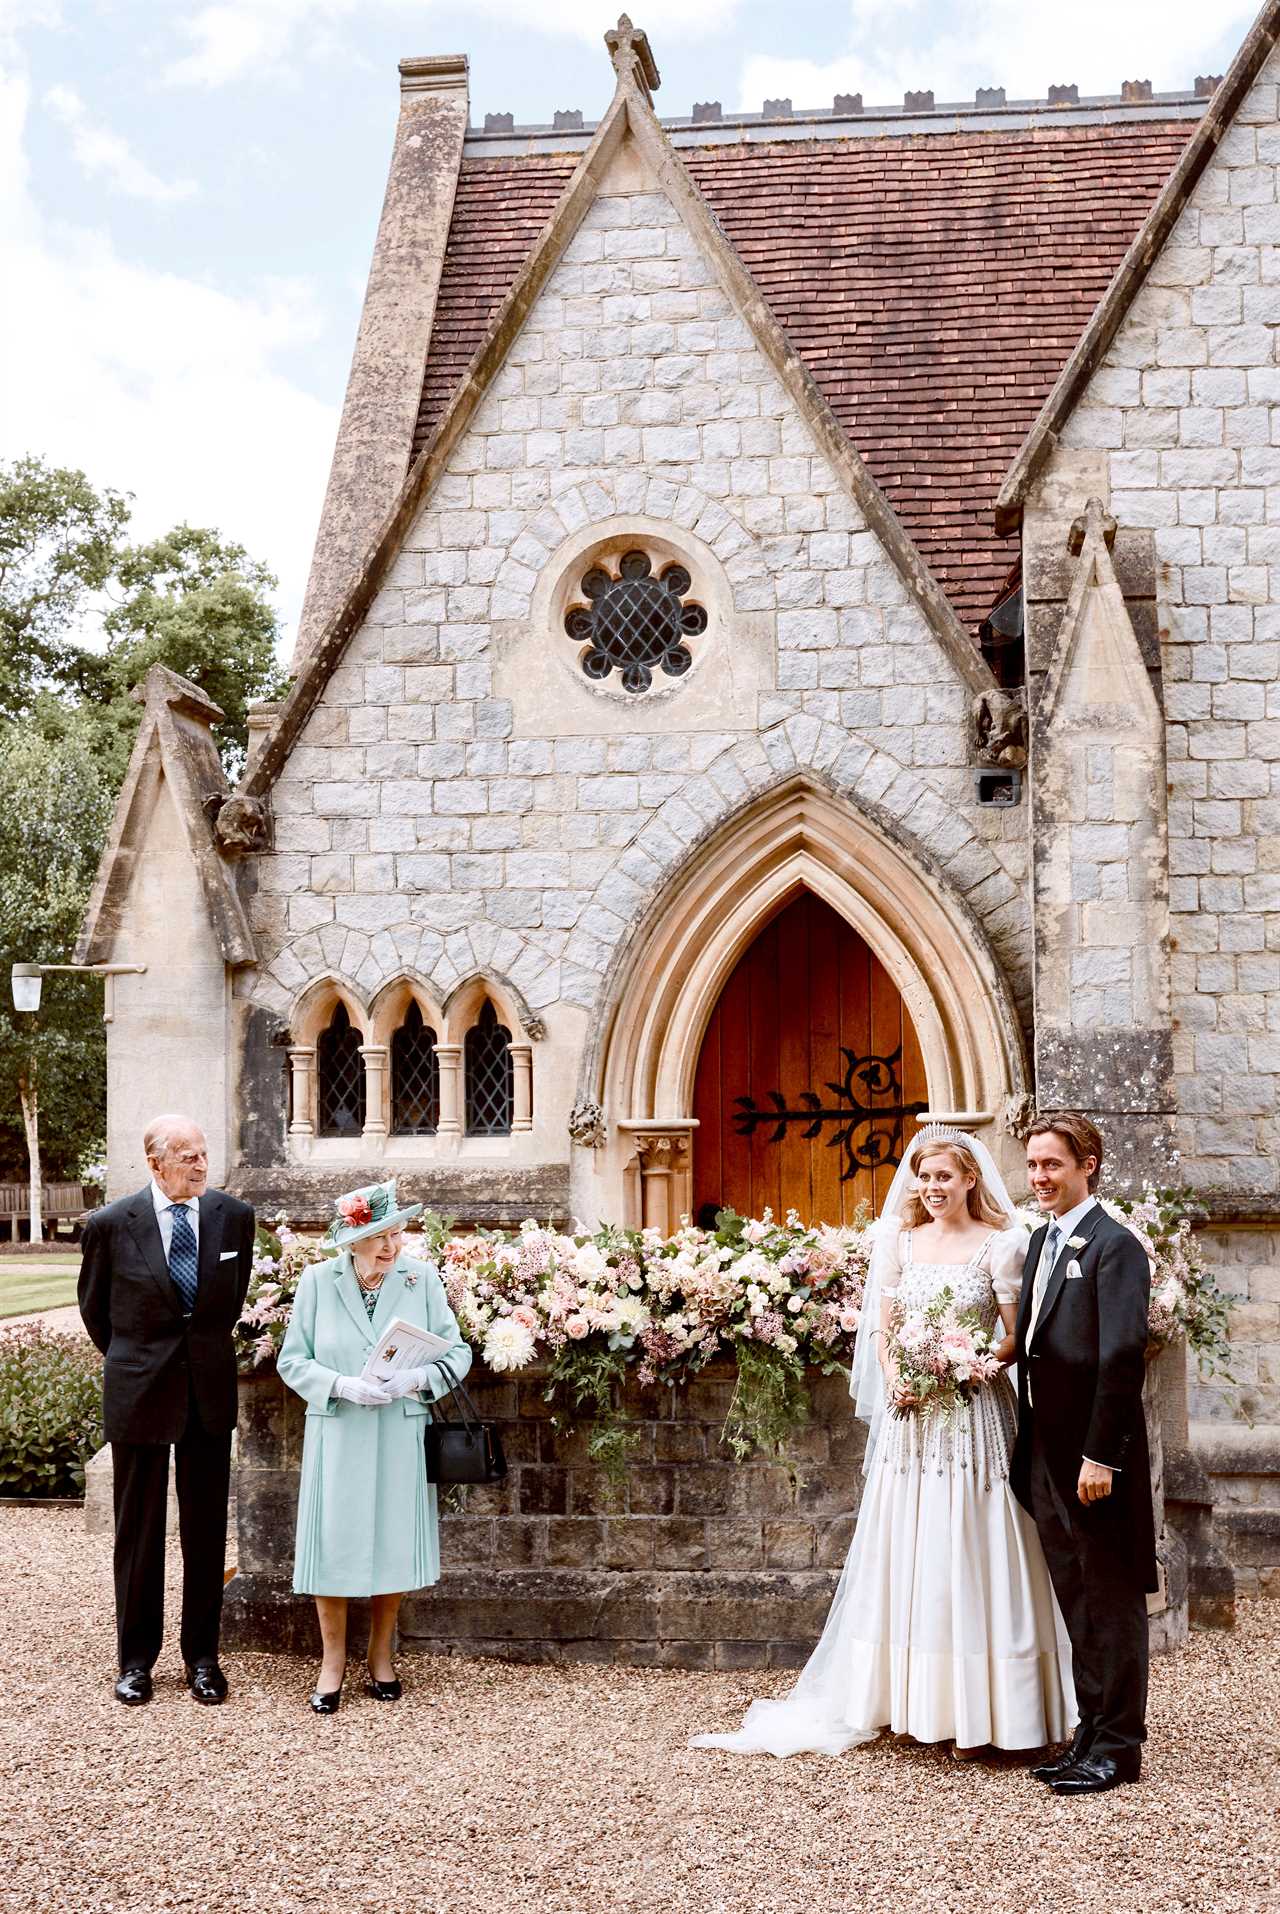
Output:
[332, 1375, 394, 1408]
[374, 1367, 432, 1401]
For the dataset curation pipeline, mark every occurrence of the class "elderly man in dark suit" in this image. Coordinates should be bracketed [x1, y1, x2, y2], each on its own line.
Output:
[78, 1115, 255, 1705]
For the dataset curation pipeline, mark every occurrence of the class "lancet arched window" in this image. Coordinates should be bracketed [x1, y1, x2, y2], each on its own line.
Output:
[464, 1000, 513, 1136]
[316, 1002, 365, 1138]
[391, 1001, 440, 1136]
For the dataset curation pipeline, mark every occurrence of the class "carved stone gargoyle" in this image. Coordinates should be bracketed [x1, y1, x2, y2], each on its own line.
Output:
[213, 794, 270, 855]
[972, 687, 1028, 769]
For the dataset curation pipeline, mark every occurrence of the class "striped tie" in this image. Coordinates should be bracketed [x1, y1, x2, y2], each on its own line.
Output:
[168, 1204, 199, 1314]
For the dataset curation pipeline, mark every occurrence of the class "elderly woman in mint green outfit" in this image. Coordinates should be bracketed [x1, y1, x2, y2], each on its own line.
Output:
[277, 1179, 470, 1714]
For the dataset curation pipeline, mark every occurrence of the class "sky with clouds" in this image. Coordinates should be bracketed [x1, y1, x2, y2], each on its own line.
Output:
[0, 0, 1256, 653]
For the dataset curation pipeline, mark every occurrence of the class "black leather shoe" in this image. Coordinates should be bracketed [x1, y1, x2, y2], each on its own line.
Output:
[309, 1688, 342, 1715]
[114, 1667, 153, 1706]
[365, 1668, 402, 1702]
[1030, 1724, 1094, 1783]
[185, 1661, 228, 1705]
[1050, 1751, 1141, 1795]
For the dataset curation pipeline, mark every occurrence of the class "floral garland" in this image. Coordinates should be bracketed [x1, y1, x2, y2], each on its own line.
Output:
[236, 1189, 1231, 1469]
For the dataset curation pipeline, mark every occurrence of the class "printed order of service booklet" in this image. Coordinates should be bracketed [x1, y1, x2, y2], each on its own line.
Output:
[360, 1317, 454, 1383]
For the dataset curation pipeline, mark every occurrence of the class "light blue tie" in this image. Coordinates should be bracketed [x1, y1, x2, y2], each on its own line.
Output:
[1031, 1221, 1060, 1334]
[168, 1204, 199, 1314]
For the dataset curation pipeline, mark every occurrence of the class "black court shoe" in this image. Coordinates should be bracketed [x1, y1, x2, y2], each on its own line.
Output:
[309, 1686, 343, 1714]
[365, 1666, 402, 1701]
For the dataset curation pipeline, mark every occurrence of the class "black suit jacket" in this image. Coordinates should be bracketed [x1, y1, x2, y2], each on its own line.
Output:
[1009, 1202, 1158, 1591]
[78, 1186, 255, 1444]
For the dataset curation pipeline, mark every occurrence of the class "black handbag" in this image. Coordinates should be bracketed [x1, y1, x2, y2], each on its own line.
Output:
[424, 1357, 507, 1485]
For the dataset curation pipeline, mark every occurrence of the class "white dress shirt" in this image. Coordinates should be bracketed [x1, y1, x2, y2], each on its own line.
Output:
[1029, 1193, 1097, 1336]
[151, 1180, 200, 1257]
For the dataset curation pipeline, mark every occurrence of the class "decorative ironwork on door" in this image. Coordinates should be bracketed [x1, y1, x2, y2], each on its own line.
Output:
[732, 1044, 928, 1181]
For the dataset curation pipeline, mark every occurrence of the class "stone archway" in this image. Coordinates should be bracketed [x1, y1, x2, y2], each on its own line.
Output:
[591, 778, 1028, 1231]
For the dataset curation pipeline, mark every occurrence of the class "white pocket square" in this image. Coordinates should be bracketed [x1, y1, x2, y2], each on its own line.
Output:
[219, 1249, 239, 1261]
[1065, 1259, 1084, 1280]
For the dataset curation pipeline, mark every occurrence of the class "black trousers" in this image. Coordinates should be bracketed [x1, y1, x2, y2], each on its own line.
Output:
[111, 1390, 232, 1674]
[1028, 1426, 1148, 1763]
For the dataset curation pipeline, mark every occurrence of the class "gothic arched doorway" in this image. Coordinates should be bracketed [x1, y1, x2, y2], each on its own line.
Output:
[691, 890, 927, 1225]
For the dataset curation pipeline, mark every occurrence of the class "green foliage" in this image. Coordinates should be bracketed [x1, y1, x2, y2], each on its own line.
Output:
[88, 524, 288, 783]
[721, 1338, 811, 1465]
[545, 1341, 636, 1484]
[0, 717, 112, 1179]
[0, 457, 286, 783]
[0, 1324, 104, 1497]
[0, 456, 129, 720]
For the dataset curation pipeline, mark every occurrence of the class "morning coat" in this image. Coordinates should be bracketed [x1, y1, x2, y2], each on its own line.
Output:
[1009, 1203, 1158, 1593]
[277, 1250, 471, 1597]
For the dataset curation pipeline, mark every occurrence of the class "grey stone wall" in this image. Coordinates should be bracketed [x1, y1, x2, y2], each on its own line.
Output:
[240, 176, 1031, 1055]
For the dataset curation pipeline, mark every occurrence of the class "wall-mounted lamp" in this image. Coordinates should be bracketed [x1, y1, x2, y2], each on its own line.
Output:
[11, 961, 147, 1019]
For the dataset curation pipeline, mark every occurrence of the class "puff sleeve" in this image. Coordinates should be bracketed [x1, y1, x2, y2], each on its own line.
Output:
[988, 1226, 1031, 1306]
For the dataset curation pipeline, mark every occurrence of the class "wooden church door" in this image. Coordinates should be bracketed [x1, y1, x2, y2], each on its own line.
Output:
[691, 891, 928, 1226]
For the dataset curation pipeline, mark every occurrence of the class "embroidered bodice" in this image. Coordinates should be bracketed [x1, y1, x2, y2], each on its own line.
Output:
[877, 1223, 1030, 1484]
[890, 1230, 1003, 1326]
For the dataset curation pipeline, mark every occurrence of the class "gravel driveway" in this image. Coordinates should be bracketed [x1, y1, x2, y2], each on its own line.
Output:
[1, 1505, 1276, 1914]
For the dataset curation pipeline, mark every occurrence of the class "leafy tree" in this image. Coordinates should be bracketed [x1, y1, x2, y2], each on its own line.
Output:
[0, 717, 113, 1215]
[85, 523, 288, 783]
[0, 456, 129, 720]
[0, 457, 288, 784]
[0, 457, 289, 1209]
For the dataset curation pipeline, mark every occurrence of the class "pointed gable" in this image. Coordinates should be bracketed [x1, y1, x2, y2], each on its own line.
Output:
[77, 665, 255, 967]
[245, 14, 1003, 797]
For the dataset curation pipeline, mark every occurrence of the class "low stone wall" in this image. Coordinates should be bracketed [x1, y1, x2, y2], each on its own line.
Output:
[224, 1362, 865, 1668]
[1192, 1421, 1280, 1599]
[224, 1352, 1195, 1667]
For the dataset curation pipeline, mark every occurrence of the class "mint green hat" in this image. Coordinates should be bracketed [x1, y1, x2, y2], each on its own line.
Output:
[326, 1178, 423, 1247]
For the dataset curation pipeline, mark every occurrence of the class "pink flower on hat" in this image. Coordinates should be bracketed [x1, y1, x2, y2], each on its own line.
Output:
[338, 1194, 372, 1227]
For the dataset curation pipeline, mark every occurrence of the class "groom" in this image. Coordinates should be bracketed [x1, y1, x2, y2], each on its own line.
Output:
[1010, 1113, 1156, 1796]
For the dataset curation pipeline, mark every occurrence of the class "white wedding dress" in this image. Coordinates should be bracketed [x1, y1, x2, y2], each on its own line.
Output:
[692, 1225, 1075, 1758]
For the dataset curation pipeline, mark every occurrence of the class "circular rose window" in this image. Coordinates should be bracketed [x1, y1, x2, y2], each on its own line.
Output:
[563, 549, 708, 693]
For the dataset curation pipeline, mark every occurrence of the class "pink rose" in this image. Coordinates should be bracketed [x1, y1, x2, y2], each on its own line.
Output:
[566, 1316, 590, 1340]
[512, 1306, 538, 1330]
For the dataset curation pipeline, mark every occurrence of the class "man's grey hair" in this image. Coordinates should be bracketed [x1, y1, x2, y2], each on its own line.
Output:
[143, 1115, 204, 1162]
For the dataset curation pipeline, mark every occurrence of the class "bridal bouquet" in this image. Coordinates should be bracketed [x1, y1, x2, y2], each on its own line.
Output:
[885, 1285, 1004, 1420]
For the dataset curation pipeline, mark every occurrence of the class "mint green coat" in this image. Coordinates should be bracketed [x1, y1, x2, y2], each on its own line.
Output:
[277, 1251, 471, 1597]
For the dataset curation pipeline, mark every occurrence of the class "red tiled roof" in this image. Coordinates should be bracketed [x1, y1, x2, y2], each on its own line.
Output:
[414, 120, 1195, 637]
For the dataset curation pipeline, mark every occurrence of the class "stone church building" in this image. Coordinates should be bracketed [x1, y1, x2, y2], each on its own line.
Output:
[80, 7, 1280, 1591]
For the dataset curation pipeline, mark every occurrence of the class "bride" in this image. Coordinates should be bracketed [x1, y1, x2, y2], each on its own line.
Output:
[692, 1127, 1074, 1759]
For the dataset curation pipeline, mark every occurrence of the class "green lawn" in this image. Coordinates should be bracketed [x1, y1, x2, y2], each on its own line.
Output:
[0, 1259, 81, 1319]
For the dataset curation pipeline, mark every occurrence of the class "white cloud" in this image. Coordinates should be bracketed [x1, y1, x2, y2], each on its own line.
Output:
[740, 0, 1256, 114]
[0, 68, 337, 647]
[165, 0, 739, 88]
[44, 83, 197, 203]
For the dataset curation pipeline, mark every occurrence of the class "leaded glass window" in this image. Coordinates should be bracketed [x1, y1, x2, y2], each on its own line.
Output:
[564, 549, 707, 693]
[465, 1000, 513, 1135]
[391, 1001, 440, 1136]
[317, 1002, 365, 1138]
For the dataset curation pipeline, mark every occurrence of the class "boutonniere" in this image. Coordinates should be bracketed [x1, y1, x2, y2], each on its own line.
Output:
[1067, 1236, 1087, 1250]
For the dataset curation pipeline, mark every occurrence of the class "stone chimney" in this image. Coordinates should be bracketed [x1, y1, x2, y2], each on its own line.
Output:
[293, 53, 470, 668]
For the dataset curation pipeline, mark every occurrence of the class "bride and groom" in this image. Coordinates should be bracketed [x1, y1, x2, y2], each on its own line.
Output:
[693, 1112, 1157, 1796]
